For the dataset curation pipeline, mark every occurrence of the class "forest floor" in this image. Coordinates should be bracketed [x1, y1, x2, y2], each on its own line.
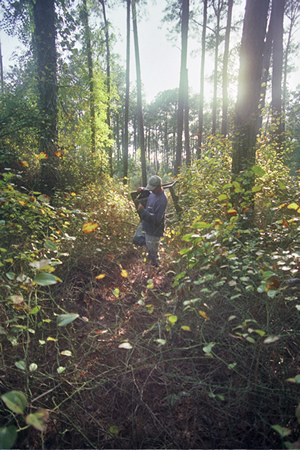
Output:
[2, 241, 300, 449]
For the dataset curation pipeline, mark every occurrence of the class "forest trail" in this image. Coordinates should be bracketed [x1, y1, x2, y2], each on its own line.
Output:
[4, 238, 299, 449]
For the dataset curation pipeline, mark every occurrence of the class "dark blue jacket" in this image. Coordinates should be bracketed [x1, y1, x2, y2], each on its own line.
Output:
[139, 190, 168, 237]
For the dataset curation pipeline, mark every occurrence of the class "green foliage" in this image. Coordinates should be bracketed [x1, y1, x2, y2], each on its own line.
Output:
[168, 135, 300, 345]
[0, 390, 48, 449]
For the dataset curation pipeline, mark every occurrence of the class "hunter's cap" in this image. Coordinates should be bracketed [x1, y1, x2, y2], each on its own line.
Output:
[146, 175, 162, 191]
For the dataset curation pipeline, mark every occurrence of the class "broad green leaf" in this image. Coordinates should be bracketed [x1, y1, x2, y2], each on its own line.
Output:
[252, 185, 262, 193]
[182, 234, 194, 242]
[228, 315, 237, 322]
[155, 339, 166, 346]
[118, 342, 133, 349]
[29, 363, 38, 372]
[25, 409, 48, 432]
[57, 366, 66, 374]
[271, 424, 291, 438]
[246, 336, 255, 344]
[251, 165, 266, 176]
[257, 284, 266, 293]
[109, 425, 119, 437]
[1, 391, 27, 415]
[203, 342, 215, 353]
[254, 329, 266, 337]
[0, 425, 17, 449]
[34, 272, 61, 286]
[44, 240, 57, 251]
[217, 194, 228, 201]
[15, 361, 26, 371]
[29, 306, 41, 315]
[286, 375, 300, 384]
[6, 272, 15, 281]
[168, 315, 178, 325]
[194, 221, 211, 229]
[179, 247, 192, 255]
[57, 313, 79, 327]
[228, 363, 237, 370]
[287, 203, 299, 210]
[267, 290, 277, 298]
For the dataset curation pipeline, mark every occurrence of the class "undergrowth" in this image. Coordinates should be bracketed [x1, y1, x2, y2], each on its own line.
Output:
[1, 136, 300, 449]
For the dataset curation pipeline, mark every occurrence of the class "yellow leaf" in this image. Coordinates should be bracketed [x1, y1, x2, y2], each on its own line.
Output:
[18, 200, 27, 206]
[287, 203, 299, 210]
[121, 269, 128, 278]
[181, 325, 191, 331]
[82, 222, 99, 233]
[95, 274, 106, 280]
[199, 310, 210, 320]
[227, 208, 237, 216]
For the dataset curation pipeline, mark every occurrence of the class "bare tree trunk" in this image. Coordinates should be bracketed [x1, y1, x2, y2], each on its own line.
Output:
[212, 0, 222, 135]
[0, 41, 4, 93]
[33, 0, 59, 196]
[132, 0, 147, 185]
[99, 0, 113, 176]
[272, 0, 285, 149]
[184, 68, 190, 165]
[283, 3, 300, 122]
[232, 0, 270, 176]
[221, 0, 233, 137]
[82, 0, 96, 153]
[197, 0, 207, 158]
[175, 0, 189, 175]
[258, 6, 274, 131]
[123, 0, 130, 184]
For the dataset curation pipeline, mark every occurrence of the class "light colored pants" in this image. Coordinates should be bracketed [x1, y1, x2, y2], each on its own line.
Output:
[145, 233, 161, 266]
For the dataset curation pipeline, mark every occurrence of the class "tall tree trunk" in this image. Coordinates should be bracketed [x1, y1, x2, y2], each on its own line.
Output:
[232, 0, 270, 176]
[212, 0, 222, 135]
[0, 41, 4, 93]
[99, 0, 113, 176]
[132, 0, 147, 185]
[33, 0, 59, 196]
[258, 5, 274, 131]
[175, 0, 189, 176]
[197, 0, 207, 158]
[116, 110, 120, 162]
[123, 0, 130, 185]
[184, 68, 190, 165]
[82, 0, 96, 153]
[283, 3, 300, 123]
[272, 0, 285, 148]
[221, 0, 233, 137]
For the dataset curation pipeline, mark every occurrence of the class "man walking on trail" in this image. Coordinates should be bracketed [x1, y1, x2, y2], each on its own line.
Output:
[135, 175, 168, 267]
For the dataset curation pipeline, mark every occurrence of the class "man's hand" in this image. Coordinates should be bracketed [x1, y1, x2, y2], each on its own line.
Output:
[137, 187, 143, 193]
[137, 203, 143, 212]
